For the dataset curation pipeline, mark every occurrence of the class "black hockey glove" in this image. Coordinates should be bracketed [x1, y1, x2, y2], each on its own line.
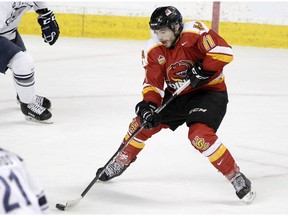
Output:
[135, 101, 160, 130]
[187, 62, 215, 88]
[37, 10, 59, 45]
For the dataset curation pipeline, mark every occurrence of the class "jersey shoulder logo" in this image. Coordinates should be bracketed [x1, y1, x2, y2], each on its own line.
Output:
[157, 55, 166, 65]
[193, 21, 205, 31]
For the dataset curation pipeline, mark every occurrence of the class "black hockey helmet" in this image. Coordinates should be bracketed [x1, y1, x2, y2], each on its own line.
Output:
[149, 6, 183, 32]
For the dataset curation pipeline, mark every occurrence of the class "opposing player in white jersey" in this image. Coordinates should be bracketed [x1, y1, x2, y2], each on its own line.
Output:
[0, 2, 60, 123]
[0, 148, 48, 214]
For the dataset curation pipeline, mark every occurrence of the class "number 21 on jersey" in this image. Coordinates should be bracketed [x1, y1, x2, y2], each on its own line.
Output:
[0, 171, 31, 213]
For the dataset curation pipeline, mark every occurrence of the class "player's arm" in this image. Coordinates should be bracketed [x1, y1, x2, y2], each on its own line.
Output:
[199, 29, 234, 72]
[141, 44, 165, 106]
[187, 21, 233, 87]
[195, 21, 233, 73]
[136, 45, 165, 129]
[33, 2, 60, 45]
[0, 3, 10, 30]
[142, 65, 165, 106]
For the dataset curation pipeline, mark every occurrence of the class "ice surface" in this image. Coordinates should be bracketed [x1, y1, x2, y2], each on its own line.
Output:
[0, 36, 288, 215]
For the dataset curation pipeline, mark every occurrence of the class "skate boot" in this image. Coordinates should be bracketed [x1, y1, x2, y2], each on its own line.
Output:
[97, 153, 137, 181]
[17, 94, 51, 109]
[20, 102, 52, 122]
[230, 172, 256, 204]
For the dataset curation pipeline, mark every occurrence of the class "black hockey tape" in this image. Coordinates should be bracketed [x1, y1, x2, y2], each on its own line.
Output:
[56, 203, 66, 211]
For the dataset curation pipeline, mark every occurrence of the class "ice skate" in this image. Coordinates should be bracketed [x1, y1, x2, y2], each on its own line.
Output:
[20, 102, 52, 124]
[97, 160, 127, 181]
[17, 94, 52, 109]
[97, 154, 137, 181]
[231, 172, 256, 204]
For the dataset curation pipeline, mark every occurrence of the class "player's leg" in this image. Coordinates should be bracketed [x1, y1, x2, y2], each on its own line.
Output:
[0, 35, 51, 121]
[13, 32, 52, 109]
[97, 89, 187, 181]
[7, 32, 49, 107]
[8, 51, 52, 121]
[186, 91, 255, 203]
[97, 117, 167, 181]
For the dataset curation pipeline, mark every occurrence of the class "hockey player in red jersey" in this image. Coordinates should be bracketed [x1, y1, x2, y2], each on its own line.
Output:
[97, 6, 256, 203]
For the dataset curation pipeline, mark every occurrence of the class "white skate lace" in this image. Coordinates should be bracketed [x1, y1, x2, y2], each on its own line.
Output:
[27, 103, 46, 115]
[35, 95, 45, 106]
[231, 173, 246, 192]
[105, 161, 124, 177]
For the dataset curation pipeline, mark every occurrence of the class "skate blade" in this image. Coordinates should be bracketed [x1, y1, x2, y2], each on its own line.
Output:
[242, 190, 256, 204]
[25, 116, 54, 124]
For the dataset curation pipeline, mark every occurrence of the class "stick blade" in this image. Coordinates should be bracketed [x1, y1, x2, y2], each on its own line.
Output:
[56, 196, 82, 211]
[65, 197, 82, 210]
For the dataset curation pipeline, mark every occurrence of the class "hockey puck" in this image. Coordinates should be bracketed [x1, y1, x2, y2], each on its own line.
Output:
[56, 203, 66, 211]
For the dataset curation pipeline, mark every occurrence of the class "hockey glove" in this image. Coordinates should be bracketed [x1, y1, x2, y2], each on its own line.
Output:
[187, 62, 215, 88]
[37, 10, 59, 45]
[135, 101, 160, 130]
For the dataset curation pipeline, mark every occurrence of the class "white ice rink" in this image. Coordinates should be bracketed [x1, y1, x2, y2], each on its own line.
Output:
[0, 35, 288, 215]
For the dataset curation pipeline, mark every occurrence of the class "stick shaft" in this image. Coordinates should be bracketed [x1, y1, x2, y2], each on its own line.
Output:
[81, 80, 191, 198]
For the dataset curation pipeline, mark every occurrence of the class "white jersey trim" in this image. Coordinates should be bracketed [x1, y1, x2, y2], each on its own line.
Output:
[202, 138, 222, 157]
[209, 46, 233, 56]
[143, 83, 165, 98]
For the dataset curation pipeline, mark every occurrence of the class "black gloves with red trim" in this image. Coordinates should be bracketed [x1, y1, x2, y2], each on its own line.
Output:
[37, 9, 60, 45]
[187, 62, 215, 87]
[135, 101, 160, 130]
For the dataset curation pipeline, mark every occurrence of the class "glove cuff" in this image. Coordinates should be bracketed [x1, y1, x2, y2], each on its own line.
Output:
[36, 8, 49, 15]
[38, 10, 53, 18]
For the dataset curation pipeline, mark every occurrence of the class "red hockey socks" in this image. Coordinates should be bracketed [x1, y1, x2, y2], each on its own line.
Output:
[116, 132, 145, 166]
[188, 123, 239, 179]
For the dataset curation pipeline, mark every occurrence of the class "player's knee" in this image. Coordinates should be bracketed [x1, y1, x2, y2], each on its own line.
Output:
[188, 123, 218, 153]
[9, 51, 34, 76]
[128, 117, 163, 141]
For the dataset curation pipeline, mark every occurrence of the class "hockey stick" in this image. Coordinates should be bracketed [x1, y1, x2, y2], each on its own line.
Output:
[56, 79, 191, 211]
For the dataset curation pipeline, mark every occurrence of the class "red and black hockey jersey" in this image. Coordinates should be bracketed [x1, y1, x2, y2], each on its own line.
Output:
[141, 20, 234, 106]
